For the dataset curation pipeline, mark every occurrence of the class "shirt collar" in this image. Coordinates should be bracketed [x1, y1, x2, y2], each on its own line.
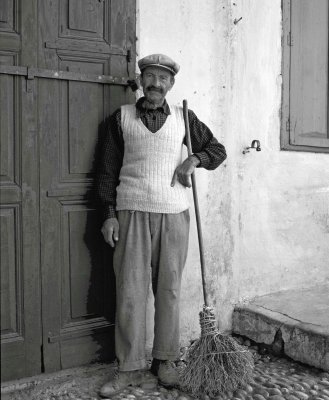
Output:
[136, 97, 171, 118]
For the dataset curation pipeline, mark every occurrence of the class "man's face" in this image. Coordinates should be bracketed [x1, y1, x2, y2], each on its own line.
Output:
[140, 67, 174, 105]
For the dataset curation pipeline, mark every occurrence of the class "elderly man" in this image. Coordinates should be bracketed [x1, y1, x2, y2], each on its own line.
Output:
[97, 54, 226, 397]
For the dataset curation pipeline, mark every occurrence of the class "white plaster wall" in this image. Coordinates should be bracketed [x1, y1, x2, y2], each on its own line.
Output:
[137, 0, 329, 345]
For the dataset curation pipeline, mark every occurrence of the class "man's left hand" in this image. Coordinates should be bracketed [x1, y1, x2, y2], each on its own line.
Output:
[171, 155, 200, 188]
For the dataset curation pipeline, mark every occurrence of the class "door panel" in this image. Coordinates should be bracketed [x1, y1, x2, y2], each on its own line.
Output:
[0, 204, 24, 380]
[58, 62, 105, 179]
[66, 0, 104, 38]
[0, 206, 21, 336]
[0, 55, 16, 186]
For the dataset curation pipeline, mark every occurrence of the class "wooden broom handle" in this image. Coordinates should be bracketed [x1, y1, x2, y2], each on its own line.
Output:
[183, 100, 209, 307]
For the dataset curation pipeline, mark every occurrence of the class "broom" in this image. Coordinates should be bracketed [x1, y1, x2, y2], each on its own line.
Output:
[180, 99, 254, 398]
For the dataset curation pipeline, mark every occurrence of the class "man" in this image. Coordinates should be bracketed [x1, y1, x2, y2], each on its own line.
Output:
[97, 54, 227, 397]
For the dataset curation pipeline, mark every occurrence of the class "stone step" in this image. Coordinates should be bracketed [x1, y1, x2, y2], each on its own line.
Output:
[232, 284, 329, 371]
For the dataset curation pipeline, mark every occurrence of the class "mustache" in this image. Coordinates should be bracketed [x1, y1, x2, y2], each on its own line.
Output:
[146, 86, 163, 93]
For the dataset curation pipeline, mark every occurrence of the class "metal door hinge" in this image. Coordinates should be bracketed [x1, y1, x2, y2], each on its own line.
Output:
[287, 32, 293, 46]
[26, 67, 35, 93]
[0, 65, 135, 87]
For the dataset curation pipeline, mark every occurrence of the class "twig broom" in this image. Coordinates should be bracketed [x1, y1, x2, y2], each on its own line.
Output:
[180, 99, 254, 398]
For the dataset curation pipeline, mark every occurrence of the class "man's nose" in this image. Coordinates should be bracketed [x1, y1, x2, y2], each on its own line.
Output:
[152, 76, 161, 86]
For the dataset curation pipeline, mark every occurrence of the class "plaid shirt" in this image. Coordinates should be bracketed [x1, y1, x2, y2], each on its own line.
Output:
[96, 97, 227, 219]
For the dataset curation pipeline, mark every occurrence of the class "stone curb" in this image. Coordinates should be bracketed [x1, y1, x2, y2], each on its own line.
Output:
[233, 304, 329, 371]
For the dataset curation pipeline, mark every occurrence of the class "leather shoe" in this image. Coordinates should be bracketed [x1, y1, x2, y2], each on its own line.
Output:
[157, 361, 180, 387]
[99, 370, 146, 397]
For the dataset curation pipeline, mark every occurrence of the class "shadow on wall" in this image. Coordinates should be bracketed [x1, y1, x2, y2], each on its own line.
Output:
[83, 116, 117, 364]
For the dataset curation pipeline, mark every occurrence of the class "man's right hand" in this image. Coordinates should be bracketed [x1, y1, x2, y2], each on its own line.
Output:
[101, 218, 119, 247]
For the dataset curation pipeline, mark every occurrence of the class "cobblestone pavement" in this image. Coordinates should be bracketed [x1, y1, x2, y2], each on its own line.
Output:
[2, 347, 329, 400]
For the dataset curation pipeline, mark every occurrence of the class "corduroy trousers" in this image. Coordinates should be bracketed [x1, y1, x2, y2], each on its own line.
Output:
[113, 209, 190, 371]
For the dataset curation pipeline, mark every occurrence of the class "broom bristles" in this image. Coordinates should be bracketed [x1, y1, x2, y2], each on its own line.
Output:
[180, 306, 254, 398]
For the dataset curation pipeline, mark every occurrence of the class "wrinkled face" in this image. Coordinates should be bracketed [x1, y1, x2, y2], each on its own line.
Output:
[140, 67, 174, 105]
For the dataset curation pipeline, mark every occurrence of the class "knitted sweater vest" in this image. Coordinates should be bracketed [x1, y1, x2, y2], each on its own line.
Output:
[116, 104, 189, 213]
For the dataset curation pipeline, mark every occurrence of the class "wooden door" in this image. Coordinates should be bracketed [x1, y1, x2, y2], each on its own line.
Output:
[0, 1, 42, 381]
[37, 0, 136, 372]
[1, 0, 136, 379]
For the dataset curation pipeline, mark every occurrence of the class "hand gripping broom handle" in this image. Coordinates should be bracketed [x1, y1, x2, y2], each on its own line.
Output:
[183, 99, 209, 307]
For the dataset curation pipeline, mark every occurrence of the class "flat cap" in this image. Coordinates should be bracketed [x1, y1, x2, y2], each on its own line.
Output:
[138, 54, 180, 75]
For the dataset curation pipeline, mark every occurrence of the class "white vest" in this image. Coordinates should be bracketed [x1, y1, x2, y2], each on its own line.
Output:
[116, 104, 189, 214]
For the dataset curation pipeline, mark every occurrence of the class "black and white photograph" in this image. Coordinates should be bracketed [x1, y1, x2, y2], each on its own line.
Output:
[0, 1, 328, 399]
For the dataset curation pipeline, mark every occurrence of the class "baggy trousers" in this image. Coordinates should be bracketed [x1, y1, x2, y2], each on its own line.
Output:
[113, 210, 190, 371]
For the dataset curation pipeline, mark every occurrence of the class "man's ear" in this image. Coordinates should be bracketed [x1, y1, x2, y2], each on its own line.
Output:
[137, 74, 142, 89]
